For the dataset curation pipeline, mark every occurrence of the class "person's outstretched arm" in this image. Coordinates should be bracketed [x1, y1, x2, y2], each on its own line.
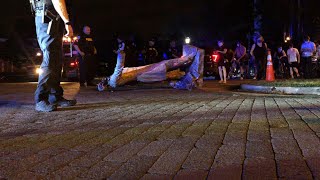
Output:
[52, 0, 73, 37]
[250, 44, 255, 57]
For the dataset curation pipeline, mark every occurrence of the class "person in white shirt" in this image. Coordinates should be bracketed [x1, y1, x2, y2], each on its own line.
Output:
[300, 35, 316, 78]
[287, 43, 300, 79]
[316, 41, 320, 58]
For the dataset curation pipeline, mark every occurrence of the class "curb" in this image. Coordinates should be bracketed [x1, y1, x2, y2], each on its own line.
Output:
[241, 84, 320, 95]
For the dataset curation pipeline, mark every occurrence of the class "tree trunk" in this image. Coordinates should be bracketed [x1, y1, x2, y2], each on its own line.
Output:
[253, 0, 262, 34]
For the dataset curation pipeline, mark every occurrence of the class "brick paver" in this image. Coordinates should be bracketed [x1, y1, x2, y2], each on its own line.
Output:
[0, 81, 320, 179]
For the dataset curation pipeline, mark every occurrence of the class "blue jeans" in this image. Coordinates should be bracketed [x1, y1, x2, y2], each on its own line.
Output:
[301, 56, 313, 78]
[34, 15, 64, 103]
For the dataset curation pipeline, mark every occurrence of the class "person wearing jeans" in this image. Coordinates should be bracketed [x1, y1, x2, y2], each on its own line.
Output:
[300, 35, 316, 79]
[32, 0, 77, 112]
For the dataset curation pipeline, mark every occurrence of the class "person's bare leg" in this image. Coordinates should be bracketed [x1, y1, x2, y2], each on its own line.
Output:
[240, 66, 244, 80]
[290, 67, 294, 79]
[223, 66, 227, 83]
[294, 67, 300, 77]
[218, 66, 223, 83]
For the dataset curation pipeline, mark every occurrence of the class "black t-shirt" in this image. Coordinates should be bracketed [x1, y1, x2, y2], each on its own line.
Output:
[76, 33, 95, 55]
[217, 45, 226, 61]
[167, 47, 181, 59]
[253, 43, 267, 60]
[146, 46, 158, 58]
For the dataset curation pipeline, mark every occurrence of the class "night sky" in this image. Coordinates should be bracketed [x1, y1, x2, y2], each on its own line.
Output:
[1, 0, 320, 44]
[71, 0, 251, 41]
[1, 0, 250, 42]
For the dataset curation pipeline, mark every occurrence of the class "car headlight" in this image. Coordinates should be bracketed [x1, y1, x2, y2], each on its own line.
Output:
[36, 68, 43, 75]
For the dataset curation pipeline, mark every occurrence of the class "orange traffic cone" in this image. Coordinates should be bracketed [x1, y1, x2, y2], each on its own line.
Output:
[266, 50, 275, 82]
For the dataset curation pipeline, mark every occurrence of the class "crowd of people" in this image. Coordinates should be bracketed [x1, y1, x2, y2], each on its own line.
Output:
[110, 36, 182, 67]
[74, 28, 320, 86]
[210, 34, 320, 84]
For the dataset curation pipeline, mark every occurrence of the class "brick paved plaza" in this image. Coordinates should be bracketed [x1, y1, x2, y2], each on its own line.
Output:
[1, 81, 320, 179]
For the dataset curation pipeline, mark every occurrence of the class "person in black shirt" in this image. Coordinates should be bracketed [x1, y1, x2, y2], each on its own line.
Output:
[250, 35, 268, 80]
[143, 38, 159, 65]
[125, 37, 138, 67]
[273, 45, 288, 78]
[74, 26, 97, 86]
[215, 40, 228, 84]
[167, 40, 181, 59]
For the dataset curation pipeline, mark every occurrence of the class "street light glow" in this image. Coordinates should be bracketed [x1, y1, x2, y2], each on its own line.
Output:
[36, 68, 43, 75]
[185, 37, 191, 44]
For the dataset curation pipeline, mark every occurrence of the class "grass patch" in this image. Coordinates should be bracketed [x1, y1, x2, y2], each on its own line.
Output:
[247, 79, 320, 87]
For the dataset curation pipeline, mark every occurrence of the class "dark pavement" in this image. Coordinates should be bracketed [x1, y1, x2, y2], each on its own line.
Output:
[0, 80, 320, 179]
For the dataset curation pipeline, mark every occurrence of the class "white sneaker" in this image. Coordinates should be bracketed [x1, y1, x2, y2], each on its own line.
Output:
[35, 101, 57, 112]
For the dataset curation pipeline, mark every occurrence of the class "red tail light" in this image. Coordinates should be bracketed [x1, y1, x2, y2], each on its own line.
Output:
[70, 62, 76, 66]
[212, 55, 219, 62]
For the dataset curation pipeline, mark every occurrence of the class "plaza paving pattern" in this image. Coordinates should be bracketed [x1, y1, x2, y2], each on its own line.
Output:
[0, 81, 320, 179]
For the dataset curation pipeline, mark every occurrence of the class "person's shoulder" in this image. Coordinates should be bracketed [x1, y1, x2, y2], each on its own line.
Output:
[307, 41, 315, 45]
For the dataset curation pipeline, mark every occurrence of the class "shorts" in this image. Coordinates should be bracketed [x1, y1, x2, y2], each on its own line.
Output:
[237, 55, 249, 66]
[289, 62, 299, 68]
[218, 59, 226, 66]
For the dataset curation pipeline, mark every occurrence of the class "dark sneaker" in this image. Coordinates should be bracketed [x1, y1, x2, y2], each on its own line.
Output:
[35, 101, 57, 112]
[56, 98, 77, 107]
